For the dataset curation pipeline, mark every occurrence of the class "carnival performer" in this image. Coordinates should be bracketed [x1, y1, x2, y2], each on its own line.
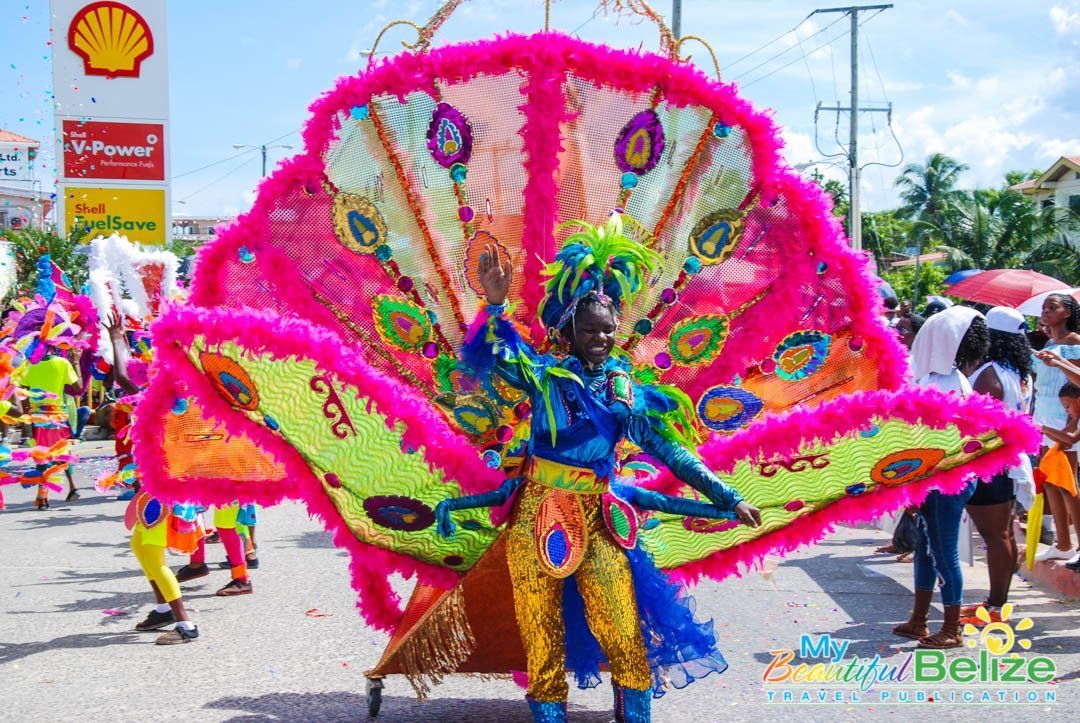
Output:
[894, 306, 989, 648]
[176, 502, 256, 595]
[102, 312, 204, 644]
[18, 347, 80, 507]
[436, 217, 760, 722]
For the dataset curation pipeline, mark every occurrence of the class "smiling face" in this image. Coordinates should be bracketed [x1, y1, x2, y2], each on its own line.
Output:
[567, 301, 617, 369]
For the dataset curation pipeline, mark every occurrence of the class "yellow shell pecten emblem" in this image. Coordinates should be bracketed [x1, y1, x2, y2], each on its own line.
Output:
[68, 2, 155, 79]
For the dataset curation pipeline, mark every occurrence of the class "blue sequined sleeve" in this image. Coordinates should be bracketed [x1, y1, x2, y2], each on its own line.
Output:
[625, 415, 743, 510]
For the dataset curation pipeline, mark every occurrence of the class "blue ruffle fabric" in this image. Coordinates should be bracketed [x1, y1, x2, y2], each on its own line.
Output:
[562, 545, 728, 697]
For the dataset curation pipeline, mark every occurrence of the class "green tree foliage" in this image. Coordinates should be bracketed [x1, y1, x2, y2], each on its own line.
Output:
[166, 236, 201, 259]
[1, 226, 90, 303]
[863, 209, 912, 269]
[895, 153, 969, 246]
[881, 263, 947, 306]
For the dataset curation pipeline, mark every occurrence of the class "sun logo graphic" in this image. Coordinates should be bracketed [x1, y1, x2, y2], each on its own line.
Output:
[963, 604, 1035, 655]
[68, 2, 155, 78]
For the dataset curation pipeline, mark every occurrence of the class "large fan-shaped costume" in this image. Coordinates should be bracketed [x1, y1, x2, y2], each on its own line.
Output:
[132, 8, 1038, 721]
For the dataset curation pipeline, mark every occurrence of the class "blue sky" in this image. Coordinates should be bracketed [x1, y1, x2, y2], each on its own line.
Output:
[3, 0, 1079, 219]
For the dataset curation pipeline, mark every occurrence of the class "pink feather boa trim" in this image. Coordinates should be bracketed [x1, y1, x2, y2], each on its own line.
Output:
[136, 305, 507, 630]
[648, 386, 1041, 586]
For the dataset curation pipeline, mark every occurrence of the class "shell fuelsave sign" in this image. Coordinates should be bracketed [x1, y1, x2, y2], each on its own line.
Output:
[64, 187, 166, 243]
[52, 0, 169, 244]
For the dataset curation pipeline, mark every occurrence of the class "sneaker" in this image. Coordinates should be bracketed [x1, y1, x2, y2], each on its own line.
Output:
[216, 579, 253, 596]
[155, 625, 199, 645]
[1065, 552, 1080, 567]
[1034, 546, 1075, 562]
[175, 564, 210, 583]
[205, 532, 220, 544]
[66, 489, 80, 502]
[1067, 557, 1080, 572]
[117, 489, 136, 501]
[246, 555, 260, 570]
[135, 609, 176, 631]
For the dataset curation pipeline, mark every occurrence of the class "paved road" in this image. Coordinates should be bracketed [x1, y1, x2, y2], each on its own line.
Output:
[1, 452, 1077, 721]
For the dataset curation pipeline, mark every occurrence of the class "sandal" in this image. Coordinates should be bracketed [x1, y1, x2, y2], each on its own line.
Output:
[917, 631, 963, 649]
[892, 621, 929, 640]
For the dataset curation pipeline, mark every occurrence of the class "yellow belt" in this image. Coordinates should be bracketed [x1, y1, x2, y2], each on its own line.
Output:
[526, 457, 608, 494]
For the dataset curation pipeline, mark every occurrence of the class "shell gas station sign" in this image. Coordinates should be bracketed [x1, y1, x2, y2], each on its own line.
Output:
[51, 0, 169, 244]
[64, 186, 166, 244]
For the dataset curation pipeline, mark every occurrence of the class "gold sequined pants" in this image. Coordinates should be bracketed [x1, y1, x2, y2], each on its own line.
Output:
[506, 480, 652, 703]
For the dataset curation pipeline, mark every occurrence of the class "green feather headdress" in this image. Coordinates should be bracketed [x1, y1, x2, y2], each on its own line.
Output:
[538, 213, 661, 333]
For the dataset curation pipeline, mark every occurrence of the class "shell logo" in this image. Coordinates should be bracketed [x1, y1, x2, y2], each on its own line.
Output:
[67, 1, 154, 79]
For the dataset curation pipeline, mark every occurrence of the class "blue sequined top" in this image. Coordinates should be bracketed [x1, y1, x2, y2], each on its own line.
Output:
[462, 306, 742, 509]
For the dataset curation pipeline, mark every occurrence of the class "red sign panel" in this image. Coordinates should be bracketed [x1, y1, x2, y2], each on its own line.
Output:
[63, 120, 165, 181]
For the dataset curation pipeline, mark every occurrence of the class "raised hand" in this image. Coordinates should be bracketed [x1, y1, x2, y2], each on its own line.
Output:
[106, 311, 125, 339]
[478, 243, 512, 306]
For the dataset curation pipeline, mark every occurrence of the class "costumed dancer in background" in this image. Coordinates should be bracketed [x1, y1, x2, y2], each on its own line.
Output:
[101, 312, 205, 643]
[961, 307, 1032, 626]
[437, 217, 760, 723]
[894, 306, 989, 648]
[176, 502, 257, 596]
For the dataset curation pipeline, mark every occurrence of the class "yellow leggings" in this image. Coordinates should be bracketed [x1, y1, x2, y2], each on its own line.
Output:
[130, 526, 181, 603]
[506, 482, 651, 702]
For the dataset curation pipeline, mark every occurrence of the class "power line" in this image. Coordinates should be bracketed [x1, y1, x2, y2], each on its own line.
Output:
[172, 147, 257, 180]
[177, 154, 260, 203]
[170, 128, 299, 181]
[721, 12, 823, 72]
[741, 20, 850, 88]
[729, 14, 846, 82]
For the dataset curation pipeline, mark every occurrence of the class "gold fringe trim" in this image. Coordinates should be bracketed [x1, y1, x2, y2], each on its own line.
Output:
[397, 586, 476, 699]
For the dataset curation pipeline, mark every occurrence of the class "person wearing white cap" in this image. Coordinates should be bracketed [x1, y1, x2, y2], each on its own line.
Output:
[961, 307, 1033, 626]
[894, 307, 988, 649]
[1030, 293, 1080, 564]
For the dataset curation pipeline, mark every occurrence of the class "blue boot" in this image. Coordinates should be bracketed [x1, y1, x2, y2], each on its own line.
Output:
[526, 695, 566, 722]
[613, 683, 651, 722]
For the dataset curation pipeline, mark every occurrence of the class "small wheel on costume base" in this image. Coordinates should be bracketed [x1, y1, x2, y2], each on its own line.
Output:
[366, 676, 384, 718]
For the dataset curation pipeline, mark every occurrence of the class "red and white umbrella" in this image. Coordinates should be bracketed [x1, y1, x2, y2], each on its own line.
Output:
[1017, 288, 1080, 316]
[946, 269, 1069, 309]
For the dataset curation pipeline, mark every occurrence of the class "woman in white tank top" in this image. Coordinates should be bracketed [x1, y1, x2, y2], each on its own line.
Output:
[963, 307, 1032, 625]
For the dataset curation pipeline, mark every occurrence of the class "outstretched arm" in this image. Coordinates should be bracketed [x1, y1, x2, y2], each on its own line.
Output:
[627, 416, 761, 527]
[434, 476, 524, 538]
[107, 313, 140, 396]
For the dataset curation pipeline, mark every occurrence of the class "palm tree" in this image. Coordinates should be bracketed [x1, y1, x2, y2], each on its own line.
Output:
[1026, 205, 1080, 284]
[894, 153, 969, 243]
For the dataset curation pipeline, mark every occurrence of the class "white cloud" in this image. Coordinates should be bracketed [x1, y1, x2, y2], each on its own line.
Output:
[1037, 137, 1080, 160]
[883, 79, 924, 93]
[1050, 3, 1080, 35]
[780, 128, 818, 166]
[945, 10, 969, 27]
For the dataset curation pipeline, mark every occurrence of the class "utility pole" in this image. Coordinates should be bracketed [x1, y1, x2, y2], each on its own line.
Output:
[811, 4, 891, 252]
[672, 0, 682, 39]
[233, 142, 294, 177]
